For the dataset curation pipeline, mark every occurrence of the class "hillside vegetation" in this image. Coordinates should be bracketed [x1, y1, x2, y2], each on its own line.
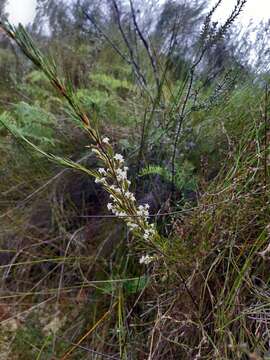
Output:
[0, 0, 269, 359]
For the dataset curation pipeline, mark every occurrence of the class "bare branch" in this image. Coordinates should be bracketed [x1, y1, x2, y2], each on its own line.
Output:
[111, 0, 148, 88]
[83, 8, 152, 98]
[129, 0, 160, 90]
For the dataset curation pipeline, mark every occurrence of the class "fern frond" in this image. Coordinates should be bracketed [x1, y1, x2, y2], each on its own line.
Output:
[0, 112, 96, 177]
[140, 162, 197, 192]
[139, 165, 167, 178]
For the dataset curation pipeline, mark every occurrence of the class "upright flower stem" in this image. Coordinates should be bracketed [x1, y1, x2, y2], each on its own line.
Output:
[0, 21, 161, 259]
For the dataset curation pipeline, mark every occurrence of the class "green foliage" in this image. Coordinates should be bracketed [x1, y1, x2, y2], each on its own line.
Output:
[76, 72, 136, 125]
[15, 71, 62, 113]
[0, 47, 15, 70]
[12, 312, 67, 360]
[25, 69, 51, 85]
[140, 160, 197, 192]
[14, 321, 53, 360]
[0, 102, 56, 147]
[77, 88, 114, 115]
[97, 276, 149, 295]
[0, 2, 269, 359]
[90, 72, 133, 93]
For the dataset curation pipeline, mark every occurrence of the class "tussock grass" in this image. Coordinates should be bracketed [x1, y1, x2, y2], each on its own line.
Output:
[153, 112, 269, 359]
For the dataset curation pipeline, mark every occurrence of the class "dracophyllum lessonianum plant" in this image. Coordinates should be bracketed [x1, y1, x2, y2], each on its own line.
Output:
[0, 22, 159, 263]
[92, 137, 158, 245]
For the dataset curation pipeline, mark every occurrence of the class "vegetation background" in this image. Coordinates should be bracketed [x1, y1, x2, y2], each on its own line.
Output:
[0, 0, 269, 359]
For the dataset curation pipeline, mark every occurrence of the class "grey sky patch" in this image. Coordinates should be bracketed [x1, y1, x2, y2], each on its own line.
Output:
[7, 0, 37, 25]
[209, 0, 270, 25]
[6, 0, 270, 26]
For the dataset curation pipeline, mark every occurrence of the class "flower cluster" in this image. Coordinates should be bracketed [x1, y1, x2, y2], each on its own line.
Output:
[137, 204, 150, 218]
[143, 224, 156, 241]
[139, 254, 155, 265]
[91, 138, 158, 247]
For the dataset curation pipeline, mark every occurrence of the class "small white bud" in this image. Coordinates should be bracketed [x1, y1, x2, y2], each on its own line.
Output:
[102, 137, 110, 144]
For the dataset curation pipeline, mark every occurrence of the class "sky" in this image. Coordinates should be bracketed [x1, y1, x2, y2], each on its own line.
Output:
[6, 0, 270, 26]
[7, 0, 37, 25]
[209, 0, 270, 25]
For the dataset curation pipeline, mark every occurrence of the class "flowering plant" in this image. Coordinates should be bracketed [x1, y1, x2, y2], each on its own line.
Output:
[92, 138, 158, 244]
[0, 21, 160, 263]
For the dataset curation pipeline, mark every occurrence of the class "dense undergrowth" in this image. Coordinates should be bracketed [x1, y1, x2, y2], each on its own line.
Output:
[0, 0, 269, 359]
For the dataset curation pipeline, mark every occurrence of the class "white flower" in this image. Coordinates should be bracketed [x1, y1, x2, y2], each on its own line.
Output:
[95, 177, 106, 184]
[114, 153, 124, 163]
[139, 254, 154, 265]
[147, 228, 156, 235]
[110, 185, 121, 193]
[143, 232, 150, 240]
[107, 203, 114, 211]
[139, 204, 150, 210]
[118, 212, 126, 217]
[102, 137, 110, 144]
[137, 205, 150, 219]
[145, 210, 150, 217]
[110, 186, 122, 194]
[116, 168, 127, 181]
[98, 168, 107, 175]
[143, 227, 155, 240]
[125, 191, 136, 202]
[127, 222, 139, 230]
